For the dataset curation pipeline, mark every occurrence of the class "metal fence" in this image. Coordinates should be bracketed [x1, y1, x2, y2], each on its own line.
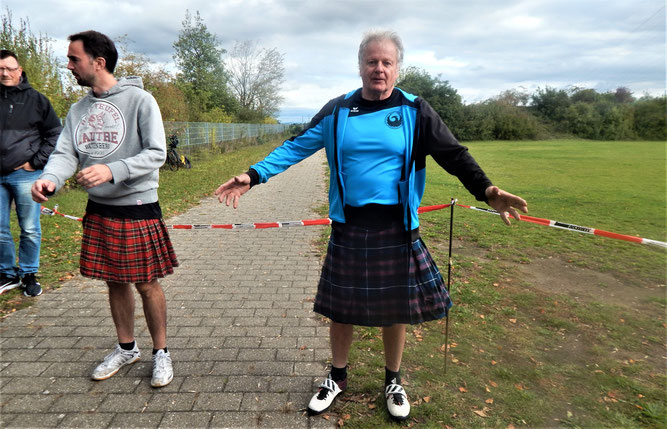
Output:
[163, 122, 292, 154]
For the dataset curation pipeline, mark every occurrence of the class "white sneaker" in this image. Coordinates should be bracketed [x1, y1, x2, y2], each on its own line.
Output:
[385, 380, 410, 421]
[151, 349, 173, 387]
[307, 374, 346, 415]
[91, 344, 141, 380]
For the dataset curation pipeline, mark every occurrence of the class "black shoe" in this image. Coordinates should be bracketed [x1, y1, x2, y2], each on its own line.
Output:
[0, 273, 20, 295]
[21, 273, 42, 297]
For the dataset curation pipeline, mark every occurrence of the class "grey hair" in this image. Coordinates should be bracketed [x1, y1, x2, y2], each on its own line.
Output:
[358, 29, 404, 69]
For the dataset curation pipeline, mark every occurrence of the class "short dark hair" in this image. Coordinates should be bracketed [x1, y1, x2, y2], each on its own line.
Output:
[68, 30, 118, 73]
[0, 49, 19, 63]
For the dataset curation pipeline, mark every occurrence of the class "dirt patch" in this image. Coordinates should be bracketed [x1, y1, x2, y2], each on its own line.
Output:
[517, 255, 664, 312]
[445, 238, 665, 315]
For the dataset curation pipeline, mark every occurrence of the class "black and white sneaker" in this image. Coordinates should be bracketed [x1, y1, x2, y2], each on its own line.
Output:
[21, 273, 42, 297]
[307, 374, 346, 415]
[385, 379, 410, 421]
[0, 273, 20, 295]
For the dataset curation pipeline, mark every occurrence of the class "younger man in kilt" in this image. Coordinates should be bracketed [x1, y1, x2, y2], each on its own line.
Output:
[32, 31, 178, 387]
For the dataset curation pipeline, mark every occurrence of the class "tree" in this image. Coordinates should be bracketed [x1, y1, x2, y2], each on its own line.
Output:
[492, 89, 530, 107]
[613, 87, 635, 104]
[396, 66, 462, 131]
[633, 96, 666, 140]
[227, 40, 285, 121]
[172, 10, 236, 120]
[114, 38, 188, 121]
[570, 87, 600, 104]
[531, 86, 570, 124]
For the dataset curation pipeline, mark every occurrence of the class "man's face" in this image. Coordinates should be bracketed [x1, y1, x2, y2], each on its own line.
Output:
[67, 40, 96, 87]
[359, 39, 400, 101]
[0, 56, 22, 87]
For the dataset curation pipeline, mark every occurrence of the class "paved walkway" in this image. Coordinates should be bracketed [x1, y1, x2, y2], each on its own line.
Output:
[0, 150, 339, 428]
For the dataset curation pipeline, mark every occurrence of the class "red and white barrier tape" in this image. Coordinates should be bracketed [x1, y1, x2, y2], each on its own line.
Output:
[40, 205, 83, 221]
[40, 203, 665, 248]
[169, 218, 333, 230]
[456, 204, 666, 248]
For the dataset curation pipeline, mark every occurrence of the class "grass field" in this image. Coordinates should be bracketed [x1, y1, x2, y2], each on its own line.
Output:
[1, 138, 665, 428]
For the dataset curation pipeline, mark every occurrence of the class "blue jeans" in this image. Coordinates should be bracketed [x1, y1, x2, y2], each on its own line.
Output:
[0, 169, 42, 277]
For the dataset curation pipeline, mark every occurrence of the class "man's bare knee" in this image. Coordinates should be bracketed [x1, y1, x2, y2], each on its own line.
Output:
[135, 280, 162, 297]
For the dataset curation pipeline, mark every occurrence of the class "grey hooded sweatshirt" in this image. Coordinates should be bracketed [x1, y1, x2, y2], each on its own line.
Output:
[40, 77, 165, 206]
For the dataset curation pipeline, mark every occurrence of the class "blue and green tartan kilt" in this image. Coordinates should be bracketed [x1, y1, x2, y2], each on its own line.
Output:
[314, 222, 452, 327]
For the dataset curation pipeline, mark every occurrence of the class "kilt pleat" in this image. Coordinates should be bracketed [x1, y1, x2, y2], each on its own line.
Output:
[314, 222, 452, 326]
[80, 214, 179, 283]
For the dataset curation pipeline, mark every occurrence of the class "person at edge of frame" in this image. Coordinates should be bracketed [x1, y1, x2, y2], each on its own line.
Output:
[0, 49, 61, 297]
[31, 30, 178, 388]
[215, 29, 527, 422]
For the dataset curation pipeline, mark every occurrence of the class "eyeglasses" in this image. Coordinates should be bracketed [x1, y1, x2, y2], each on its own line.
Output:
[0, 67, 20, 73]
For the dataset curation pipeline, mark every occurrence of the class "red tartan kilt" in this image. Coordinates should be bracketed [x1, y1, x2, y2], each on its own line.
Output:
[80, 214, 179, 283]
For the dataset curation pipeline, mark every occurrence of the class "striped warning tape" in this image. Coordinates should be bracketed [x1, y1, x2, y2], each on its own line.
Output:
[40, 203, 665, 248]
[456, 204, 666, 248]
[40, 205, 83, 221]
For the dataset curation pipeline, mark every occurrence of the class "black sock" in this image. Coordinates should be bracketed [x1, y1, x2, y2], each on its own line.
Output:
[119, 341, 135, 351]
[330, 365, 347, 382]
[152, 347, 168, 355]
[385, 367, 401, 386]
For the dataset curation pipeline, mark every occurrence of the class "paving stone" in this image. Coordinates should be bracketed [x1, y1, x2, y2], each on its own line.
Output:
[42, 377, 93, 394]
[38, 348, 88, 362]
[240, 392, 289, 411]
[268, 376, 313, 393]
[159, 411, 212, 428]
[88, 377, 143, 394]
[209, 411, 259, 428]
[3, 413, 64, 428]
[57, 412, 116, 428]
[108, 412, 164, 428]
[147, 392, 196, 411]
[223, 375, 270, 392]
[0, 347, 47, 362]
[97, 392, 155, 412]
[192, 392, 243, 411]
[180, 376, 228, 393]
[134, 377, 185, 394]
[1, 392, 58, 412]
[1, 376, 52, 393]
[48, 392, 105, 412]
[258, 412, 310, 428]
[236, 349, 277, 362]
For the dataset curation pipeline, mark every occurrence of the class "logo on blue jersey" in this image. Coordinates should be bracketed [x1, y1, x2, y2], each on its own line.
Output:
[385, 111, 402, 128]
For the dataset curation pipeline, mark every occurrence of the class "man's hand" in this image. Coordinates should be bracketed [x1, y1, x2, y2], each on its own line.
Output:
[31, 180, 56, 203]
[76, 164, 113, 189]
[215, 173, 251, 209]
[485, 185, 528, 226]
[15, 162, 35, 172]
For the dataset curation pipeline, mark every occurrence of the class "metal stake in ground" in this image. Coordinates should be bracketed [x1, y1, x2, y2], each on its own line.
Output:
[444, 198, 456, 374]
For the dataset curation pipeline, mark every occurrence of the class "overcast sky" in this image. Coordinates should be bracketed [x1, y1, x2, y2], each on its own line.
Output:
[3, 0, 665, 122]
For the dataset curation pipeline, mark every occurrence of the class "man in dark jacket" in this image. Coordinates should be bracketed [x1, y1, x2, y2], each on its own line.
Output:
[0, 49, 61, 296]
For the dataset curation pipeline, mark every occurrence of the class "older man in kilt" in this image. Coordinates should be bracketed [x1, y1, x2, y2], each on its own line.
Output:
[216, 30, 527, 421]
[32, 31, 178, 388]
